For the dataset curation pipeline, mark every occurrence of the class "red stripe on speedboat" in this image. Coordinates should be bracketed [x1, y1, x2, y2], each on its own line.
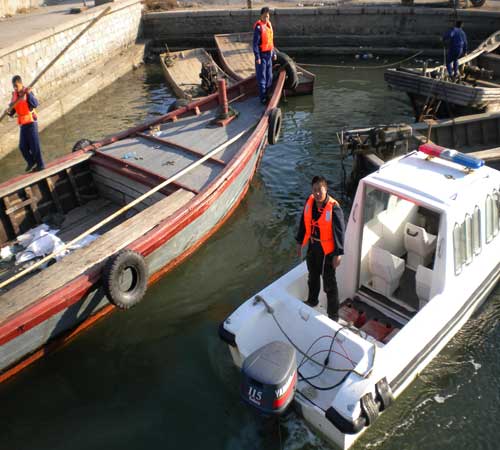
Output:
[273, 372, 297, 409]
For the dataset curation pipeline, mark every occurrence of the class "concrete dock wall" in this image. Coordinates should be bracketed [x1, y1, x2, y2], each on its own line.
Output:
[143, 6, 500, 52]
[0, 0, 43, 18]
[0, 0, 143, 158]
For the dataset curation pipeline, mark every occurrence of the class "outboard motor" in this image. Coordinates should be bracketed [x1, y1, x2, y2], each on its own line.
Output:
[241, 341, 297, 415]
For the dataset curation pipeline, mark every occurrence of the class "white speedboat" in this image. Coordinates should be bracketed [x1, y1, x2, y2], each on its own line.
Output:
[219, 144, 500, 449]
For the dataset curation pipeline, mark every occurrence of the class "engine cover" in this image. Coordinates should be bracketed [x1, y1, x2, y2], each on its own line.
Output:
[241, 341, 297, 415]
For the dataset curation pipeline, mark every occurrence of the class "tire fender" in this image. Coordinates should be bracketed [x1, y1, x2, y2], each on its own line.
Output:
[72, 139, 94, 152]
[268, 107, 282, 145]
[275, 50, 299, 91]
[103, 249, 148, 309]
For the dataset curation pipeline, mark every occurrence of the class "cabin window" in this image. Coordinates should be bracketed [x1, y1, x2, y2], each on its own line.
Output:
[464, 214, 473, 265]
[453, 222, 463, 275]
[363, 186, 390, 224]
[472, 206, 481, 256]
[492, 190, 499, 237]
[485, 191, 499, 244]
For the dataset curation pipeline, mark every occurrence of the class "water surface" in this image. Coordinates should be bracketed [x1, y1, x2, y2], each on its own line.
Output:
[0, 60, 498, 450]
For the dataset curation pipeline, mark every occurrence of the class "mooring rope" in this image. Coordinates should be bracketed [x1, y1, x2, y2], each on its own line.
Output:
[296, 50, 424, 70]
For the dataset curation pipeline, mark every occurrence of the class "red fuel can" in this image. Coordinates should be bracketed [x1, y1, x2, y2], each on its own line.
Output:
[339, 303, 367, 328]
[361, 319, 394, 341]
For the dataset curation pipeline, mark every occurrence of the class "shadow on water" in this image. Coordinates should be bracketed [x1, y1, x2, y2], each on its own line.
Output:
[0, 58, 499, 450]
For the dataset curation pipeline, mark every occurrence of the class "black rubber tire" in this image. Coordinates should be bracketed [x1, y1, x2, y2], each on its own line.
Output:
[167, 98, 190, 113]
[375, 377, 394, 412]
[470, 0, 486, 6]
[268, 107, 282, 145]
[103, 250, 148, 309]
[275, 50, 299, 91]
[360, 393, 379, 427]
[72, 139, 93, 152]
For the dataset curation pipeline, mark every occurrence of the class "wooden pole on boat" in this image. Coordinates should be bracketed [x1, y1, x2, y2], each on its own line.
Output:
[0, 6, 111, 123]
[0, 129, 248, 289]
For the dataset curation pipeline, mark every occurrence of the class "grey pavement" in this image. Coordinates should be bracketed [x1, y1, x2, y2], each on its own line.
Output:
[0, 0, 95, 54]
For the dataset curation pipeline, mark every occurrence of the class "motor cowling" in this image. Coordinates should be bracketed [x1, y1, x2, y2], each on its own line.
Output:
[241, 341, 297, 415]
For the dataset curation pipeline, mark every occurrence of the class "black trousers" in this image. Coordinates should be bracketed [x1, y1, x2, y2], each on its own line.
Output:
[306, 245, 339, 320]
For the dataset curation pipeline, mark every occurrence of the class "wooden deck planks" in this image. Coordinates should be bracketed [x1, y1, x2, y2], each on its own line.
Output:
[98, 98, 263, 191]
[160, 48, 236, 100]
[0, 188, 194, 323]
[0, 153, 92, 200]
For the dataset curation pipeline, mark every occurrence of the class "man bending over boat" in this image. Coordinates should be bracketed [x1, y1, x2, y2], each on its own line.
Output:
[296, 176, 345, 321]
[443, 21, 468, 80]
[7, 75, 45, 172]
[253, 6, 277, 104]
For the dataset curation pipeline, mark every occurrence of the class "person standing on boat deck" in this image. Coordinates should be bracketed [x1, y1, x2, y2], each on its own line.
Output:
[253, 6, 277, 104]
[7, 75, 45, 172]
[443, 21, 468, 80]
[296, 176, 345, 321]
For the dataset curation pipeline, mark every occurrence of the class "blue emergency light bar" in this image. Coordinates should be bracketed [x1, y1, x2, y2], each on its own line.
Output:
[419, 143, 485, 170]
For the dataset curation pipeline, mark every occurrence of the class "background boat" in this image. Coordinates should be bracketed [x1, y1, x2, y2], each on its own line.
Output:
[385, 31, 500, 119]
[160, 48, 237, 101]
[214, 32, 315, 96]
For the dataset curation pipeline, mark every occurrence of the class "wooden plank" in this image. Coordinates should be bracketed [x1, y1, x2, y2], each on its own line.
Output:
[65, 168, 82, 206]
[0, 188, 195, 322]
[2, 196, 20, 235]
[469, 147, 500, 162]
[4, 197, 32, 216]
[24, 187, 42, 224]
[0, 153, 92, 200]
[46, 176, 64, 214]
[137, 133, 227, 166]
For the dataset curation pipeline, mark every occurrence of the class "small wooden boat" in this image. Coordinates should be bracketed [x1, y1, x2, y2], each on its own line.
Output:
[160, 48, 237, 100]
[214, 32, 315, 96]
[385, 31, 500, 119]
[0, 71, 286, 381]
[338, 110, 500, 192]
[220, 147, 500, 449]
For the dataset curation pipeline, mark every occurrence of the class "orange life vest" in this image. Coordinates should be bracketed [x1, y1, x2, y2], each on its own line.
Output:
[253, 20, 274, 52]
[301, 194, 338, 254]
[12, 90, 36, 126]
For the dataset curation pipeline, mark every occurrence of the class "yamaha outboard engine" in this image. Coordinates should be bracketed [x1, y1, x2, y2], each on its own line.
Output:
[241, 341, 297, 415]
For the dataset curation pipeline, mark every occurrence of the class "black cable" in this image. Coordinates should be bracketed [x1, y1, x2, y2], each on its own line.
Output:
[298, 370, 350, 392]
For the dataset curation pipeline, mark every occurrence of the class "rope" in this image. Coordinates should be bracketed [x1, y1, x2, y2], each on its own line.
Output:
[254, 295, 374, 379]
[296, 50, 424, 71]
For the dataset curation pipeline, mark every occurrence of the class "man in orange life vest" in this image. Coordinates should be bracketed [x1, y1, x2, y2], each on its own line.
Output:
[253, 6, 277, 104]
[7, 75, 45, 172]
[296, 176, 345, 321]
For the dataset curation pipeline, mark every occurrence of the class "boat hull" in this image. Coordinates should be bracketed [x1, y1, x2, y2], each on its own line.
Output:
[0, 72, 285, 381]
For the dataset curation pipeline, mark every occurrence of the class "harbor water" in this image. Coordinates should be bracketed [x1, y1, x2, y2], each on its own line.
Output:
[0, 60, 499, 450]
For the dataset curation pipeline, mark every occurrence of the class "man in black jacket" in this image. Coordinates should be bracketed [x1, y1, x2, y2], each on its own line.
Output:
[296, 176, 345, 320]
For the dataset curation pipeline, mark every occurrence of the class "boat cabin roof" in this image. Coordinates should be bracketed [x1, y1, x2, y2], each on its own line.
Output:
[365, 151, 499, 209]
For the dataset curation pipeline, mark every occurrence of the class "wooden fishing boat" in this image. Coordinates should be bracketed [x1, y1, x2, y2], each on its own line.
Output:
[385, 31, 500, 119]
[0, 71, 286, 381]
[214, 32, 315, 96]
[160, 48, 237, 100]
[338, 110, 500, 192]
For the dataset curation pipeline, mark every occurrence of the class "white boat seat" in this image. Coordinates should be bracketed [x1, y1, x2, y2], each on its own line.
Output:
[416, 265, 433, 309]
[368, 246, 405, 297]
[404, 223, 437, 270]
